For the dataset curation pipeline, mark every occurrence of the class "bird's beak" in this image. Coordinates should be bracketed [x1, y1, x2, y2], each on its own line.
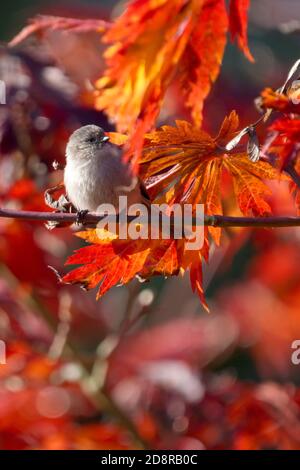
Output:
[101, 135, 110, 144]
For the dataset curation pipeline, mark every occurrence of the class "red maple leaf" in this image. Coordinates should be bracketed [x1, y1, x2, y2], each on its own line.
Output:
[229, 0, 254, 61]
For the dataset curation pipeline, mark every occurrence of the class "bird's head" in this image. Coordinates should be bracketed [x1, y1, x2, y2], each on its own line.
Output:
[66, 125, 110, 161]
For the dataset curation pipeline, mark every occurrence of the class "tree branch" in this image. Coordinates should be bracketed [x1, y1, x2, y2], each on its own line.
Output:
[2, 207, 300, 228]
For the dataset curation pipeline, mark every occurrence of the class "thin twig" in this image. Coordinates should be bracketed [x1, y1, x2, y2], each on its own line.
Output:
[2, 206, 300, 228]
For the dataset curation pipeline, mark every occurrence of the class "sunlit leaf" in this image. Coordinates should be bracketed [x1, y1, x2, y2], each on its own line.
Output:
[229, 0, 254, 61]
[94, 0, 253, 134]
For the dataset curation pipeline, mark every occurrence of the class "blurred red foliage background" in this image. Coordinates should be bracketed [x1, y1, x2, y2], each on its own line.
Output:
[1, 0, 300, 450]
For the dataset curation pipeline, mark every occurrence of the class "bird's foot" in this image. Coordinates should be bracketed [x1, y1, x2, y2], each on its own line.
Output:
[76, 209, 89, 225]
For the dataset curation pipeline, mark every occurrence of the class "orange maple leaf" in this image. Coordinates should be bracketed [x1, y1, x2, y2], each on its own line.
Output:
[180, 0, 228, 125]
[140, 111, 283, 244]
[259, 87, 300, 115]
[95, 0, 252, 134]
[63, 230, 209, 311]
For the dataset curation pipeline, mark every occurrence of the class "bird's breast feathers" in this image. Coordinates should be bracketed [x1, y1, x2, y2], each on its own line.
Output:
[64, 154, 141, 211]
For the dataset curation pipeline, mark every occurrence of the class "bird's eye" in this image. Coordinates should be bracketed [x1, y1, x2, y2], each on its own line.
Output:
[88, 136, 96, 143]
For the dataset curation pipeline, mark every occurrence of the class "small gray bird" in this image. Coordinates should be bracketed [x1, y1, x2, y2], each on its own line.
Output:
[64, 125, 149, 214]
